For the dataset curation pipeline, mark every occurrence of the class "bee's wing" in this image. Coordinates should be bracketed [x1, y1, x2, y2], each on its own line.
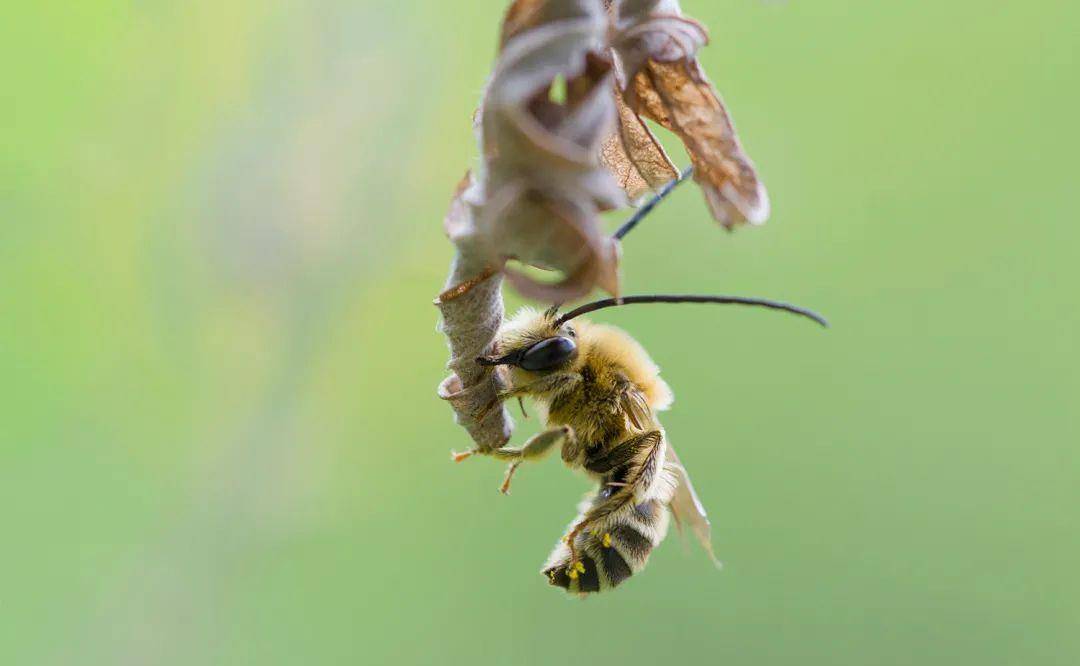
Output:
[666, 445, 722, 568]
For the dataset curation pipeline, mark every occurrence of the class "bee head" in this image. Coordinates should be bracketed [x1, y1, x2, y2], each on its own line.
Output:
[476, 305, 579, 372]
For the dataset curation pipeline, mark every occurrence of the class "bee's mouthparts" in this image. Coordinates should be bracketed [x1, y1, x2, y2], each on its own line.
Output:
[476, 352, 517, 367]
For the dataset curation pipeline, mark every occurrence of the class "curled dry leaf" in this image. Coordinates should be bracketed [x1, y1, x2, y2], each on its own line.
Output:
[472, 0, 624, 302]
[612, 0, 770, 228]
[600, 85, 679, 202]
[438, 0, 624, 450]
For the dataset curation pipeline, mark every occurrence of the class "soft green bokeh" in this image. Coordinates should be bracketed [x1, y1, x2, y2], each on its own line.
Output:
[3, 1, 1078, 664]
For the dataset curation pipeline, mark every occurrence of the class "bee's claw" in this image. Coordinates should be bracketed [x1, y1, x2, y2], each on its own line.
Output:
[451, 449, 474, 463]
[499, 461, 521, 494]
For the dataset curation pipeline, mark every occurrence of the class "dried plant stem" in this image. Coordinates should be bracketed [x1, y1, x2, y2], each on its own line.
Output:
[435, 188, 513, 452]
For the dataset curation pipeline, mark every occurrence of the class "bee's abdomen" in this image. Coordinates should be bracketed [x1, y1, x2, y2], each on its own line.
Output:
[542, 498, 670, 594]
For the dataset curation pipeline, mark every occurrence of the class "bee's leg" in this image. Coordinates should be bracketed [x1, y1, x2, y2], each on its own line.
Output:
[474, 372, 581, 422]
[450, 449, 476, 462]
[452, 426, 572, 467]
[488, 426, 573, 494]
[499, 461, 521, 493]
[563, 431, 663, 573]
[508, 372, 581, 399]
[560, 428, 586, 465]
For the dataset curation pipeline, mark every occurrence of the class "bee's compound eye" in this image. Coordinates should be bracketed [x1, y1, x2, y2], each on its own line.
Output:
[519, 336, 577, 371]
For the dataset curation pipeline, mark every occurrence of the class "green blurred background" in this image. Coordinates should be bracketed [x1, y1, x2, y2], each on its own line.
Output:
[3, 1, 1078, 664]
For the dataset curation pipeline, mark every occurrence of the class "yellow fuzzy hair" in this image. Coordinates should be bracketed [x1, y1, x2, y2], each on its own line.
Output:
[574, 319, 674, 411]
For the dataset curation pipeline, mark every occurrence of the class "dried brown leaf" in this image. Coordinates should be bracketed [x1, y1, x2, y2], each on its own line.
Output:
[501, 0, 604, 47]
[611, 1, 708, 79]
[474, 181, 620, 303]
[441, 171, 476, 245]
[600, 83, 678, 200]
[630, 59, 768, 227]
[475, 0, 625, 299]
[611, 0, 768, 228]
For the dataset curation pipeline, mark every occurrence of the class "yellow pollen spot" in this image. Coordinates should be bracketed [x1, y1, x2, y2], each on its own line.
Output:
[575, 561, 586, 573]
[568, 568, 579, 580]
[602, 533, 612, 548]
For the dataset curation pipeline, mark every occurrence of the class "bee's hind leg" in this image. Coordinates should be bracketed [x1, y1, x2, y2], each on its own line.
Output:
[489, 426, 574, 494]
[562, 430, 663, 575]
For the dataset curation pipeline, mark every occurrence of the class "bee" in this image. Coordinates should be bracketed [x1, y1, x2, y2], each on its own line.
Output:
[453, 294, 826, 595]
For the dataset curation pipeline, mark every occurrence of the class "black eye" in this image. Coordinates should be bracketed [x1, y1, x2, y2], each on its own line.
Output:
[519, 336, 577, 371]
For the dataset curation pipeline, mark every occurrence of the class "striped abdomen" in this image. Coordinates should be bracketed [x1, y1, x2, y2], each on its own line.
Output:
[542, 470, 675, 594]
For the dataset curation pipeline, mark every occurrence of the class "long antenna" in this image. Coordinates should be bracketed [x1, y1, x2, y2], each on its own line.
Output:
[613, 165, 694, 241]
[554, 294, 829, 328]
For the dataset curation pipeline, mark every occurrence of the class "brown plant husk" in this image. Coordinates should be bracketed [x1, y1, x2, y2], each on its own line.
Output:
[612, 0, 769, 227]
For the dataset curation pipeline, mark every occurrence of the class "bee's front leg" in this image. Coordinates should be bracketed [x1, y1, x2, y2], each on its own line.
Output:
[493, 425, 574, 494]
[453, 426, 574, 494]
[473, 372, 580, 422]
